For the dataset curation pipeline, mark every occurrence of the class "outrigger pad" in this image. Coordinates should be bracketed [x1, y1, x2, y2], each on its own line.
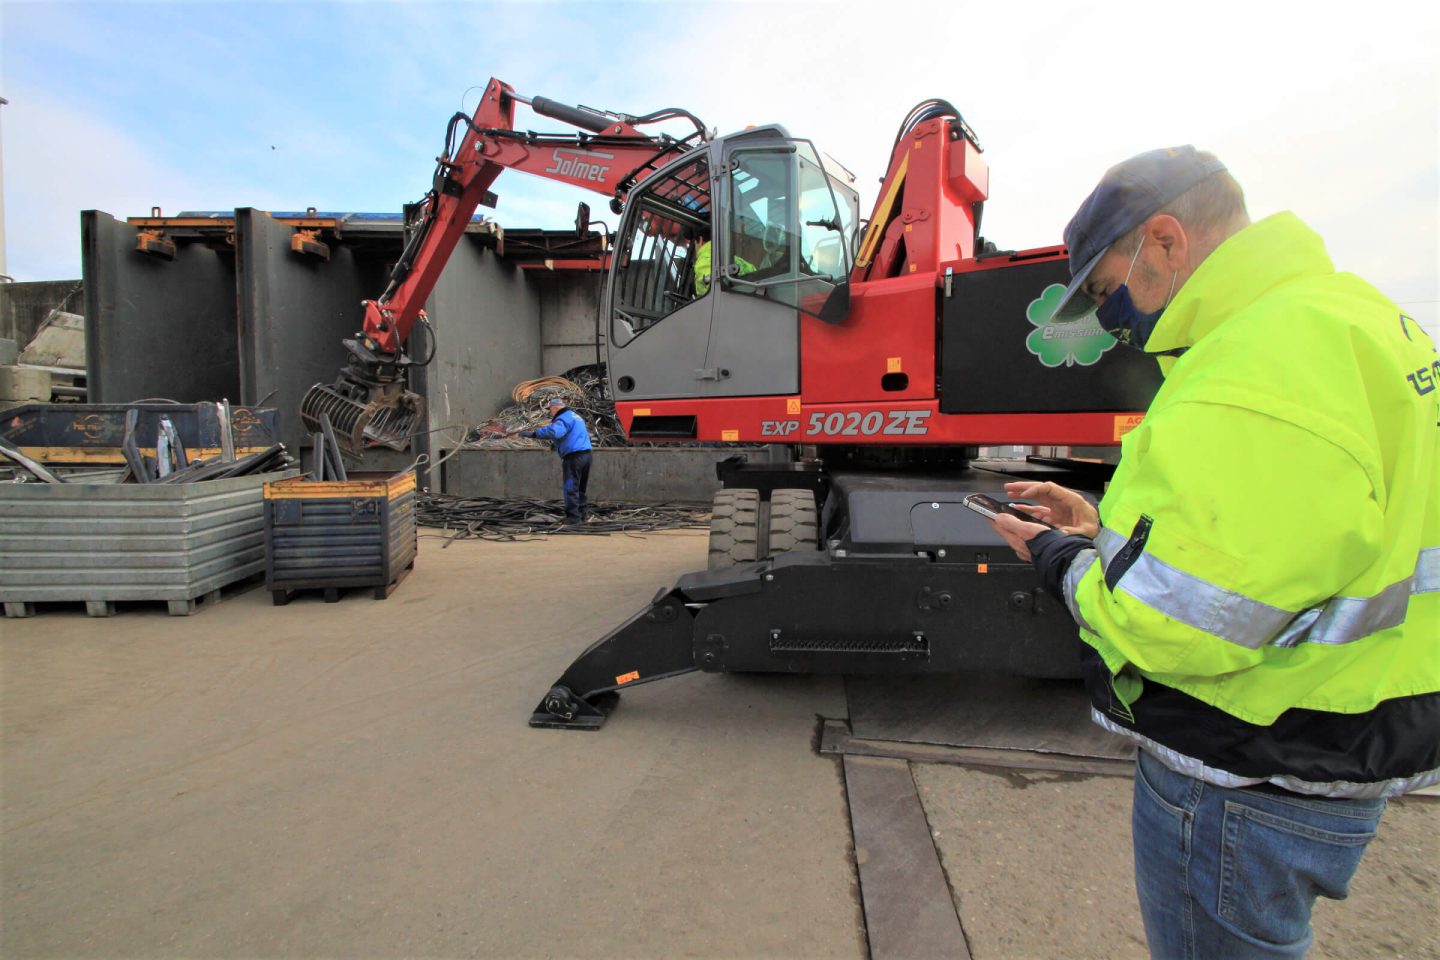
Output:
[528, 687, 615, 730]
[527, 589, 700, 730]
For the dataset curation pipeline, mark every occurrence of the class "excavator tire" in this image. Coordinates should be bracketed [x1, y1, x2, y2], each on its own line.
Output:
[707, 488, 762, 569]
[766, 488, 819, 554]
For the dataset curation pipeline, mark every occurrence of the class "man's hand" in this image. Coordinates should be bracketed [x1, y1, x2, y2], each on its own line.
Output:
[990, 513, 1055, 562]
[1002, 481, 1099, 538]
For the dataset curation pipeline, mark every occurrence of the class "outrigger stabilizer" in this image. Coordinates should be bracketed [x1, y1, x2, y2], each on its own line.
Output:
[528, 514, 1087, 730]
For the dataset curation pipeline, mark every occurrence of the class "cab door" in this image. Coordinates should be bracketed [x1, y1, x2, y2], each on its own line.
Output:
[606, 153, 719, 400]
[703, 136, 856, 397]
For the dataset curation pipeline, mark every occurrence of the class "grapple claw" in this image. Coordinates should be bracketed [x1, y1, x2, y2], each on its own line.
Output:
[300, 381, 425, 458]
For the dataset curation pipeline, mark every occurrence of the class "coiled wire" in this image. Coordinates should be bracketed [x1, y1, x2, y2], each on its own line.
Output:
[417, 493, 708, 543]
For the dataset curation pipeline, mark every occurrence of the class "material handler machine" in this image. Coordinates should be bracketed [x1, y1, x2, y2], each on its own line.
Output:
[301, 79, 1163, 728]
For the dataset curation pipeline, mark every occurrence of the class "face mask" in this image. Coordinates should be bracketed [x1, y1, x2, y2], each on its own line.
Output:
[1095, 237, 1176, 349]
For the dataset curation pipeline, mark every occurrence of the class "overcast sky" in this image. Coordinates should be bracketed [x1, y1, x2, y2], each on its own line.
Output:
[3, 0, 1437, 336]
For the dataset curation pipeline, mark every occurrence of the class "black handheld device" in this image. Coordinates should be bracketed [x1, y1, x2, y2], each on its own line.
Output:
[962, 493, 1058, 529]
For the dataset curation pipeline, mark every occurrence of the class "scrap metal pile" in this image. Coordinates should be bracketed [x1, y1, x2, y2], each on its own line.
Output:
[416, 493, 708, 542]
[464, 363, 634, 448]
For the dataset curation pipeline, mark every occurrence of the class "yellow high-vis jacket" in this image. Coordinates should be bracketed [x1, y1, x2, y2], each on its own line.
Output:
[1063, 212, 1439, 797]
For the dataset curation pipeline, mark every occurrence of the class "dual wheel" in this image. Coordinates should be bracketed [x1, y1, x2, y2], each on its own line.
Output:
[707, 488, 818, 570]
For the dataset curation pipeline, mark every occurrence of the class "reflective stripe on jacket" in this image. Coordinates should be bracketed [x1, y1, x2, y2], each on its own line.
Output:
[531, 408, 593, 457]
[1065, 212, 1440, 797]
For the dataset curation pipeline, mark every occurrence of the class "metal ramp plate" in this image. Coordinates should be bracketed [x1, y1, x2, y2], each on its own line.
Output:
[842, 673, 1135, 765]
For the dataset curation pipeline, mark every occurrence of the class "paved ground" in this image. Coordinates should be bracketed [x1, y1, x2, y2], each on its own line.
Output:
[3, 528, 1436, 958]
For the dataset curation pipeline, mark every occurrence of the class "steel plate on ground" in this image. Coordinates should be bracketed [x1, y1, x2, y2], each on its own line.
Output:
[844, 673, 1135, 761]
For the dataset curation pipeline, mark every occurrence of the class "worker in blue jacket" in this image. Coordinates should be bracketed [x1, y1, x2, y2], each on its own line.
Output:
[521, 396, 593, 524]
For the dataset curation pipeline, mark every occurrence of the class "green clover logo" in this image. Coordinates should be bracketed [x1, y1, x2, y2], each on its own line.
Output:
[1025, 283, 1117, 368]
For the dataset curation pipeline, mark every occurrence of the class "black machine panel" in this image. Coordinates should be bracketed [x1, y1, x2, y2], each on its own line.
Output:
[940, 255, 1164, 414]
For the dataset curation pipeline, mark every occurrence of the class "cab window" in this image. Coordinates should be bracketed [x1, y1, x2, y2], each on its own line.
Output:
[611, 157, 711, 346]
[725, 142, 859, 316]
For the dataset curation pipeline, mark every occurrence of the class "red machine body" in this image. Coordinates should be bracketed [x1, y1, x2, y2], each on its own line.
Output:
[608, 114, 1146, 448]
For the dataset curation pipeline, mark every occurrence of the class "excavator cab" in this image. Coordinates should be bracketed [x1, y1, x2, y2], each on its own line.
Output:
[606, 126, 858, 411]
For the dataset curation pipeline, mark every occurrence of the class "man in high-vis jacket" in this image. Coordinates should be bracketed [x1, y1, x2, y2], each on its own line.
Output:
[693, 238, 756, 297]
[987, 146, 1438, 958]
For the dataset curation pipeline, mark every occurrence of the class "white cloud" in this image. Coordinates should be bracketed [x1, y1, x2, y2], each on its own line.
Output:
[4, 91, 209, 279]
[3, 0, 1436, 346]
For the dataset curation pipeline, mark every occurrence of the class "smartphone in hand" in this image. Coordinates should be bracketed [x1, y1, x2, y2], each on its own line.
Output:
[962, 493, 1058, 529]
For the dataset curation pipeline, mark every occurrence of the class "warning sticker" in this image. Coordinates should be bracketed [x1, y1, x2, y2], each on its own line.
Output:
[1113, 415, 1144, 441]
[786, 398, 802, 415]
[886, 357, 903, 373]
[615, 670, 640, 685]
[721, 429, 739, 442]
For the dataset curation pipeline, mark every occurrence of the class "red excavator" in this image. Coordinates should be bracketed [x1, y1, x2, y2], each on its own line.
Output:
[301, 78, 1162, 728]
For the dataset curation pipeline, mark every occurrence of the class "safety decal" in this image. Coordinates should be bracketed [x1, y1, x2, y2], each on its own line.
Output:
[616, 670, 640, 685]
[1025, 283, 1117, 368]
[1113, 414, 1144, 441]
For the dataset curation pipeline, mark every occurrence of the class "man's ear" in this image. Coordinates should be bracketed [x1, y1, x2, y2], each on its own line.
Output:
[1144, 214, 1189, 271]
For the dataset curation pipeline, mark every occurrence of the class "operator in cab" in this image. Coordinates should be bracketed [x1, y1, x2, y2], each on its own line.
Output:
[693, 233, 756, 297]
[519, 396, 594, 525]
[985, 146, 1439, 958]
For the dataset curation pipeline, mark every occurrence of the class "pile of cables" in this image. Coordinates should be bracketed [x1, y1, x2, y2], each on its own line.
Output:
[463, 363, 637, 449]
[416, 493, 709, 543]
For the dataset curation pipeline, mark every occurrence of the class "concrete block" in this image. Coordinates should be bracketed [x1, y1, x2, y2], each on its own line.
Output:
[0, 366, 51, 402]
[19, 311, 85, 369]
[442, 448, 738, 502]
[0, 339, 17, 366]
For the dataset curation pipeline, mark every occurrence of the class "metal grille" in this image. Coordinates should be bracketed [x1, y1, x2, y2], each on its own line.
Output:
[768, 635, 929, 655]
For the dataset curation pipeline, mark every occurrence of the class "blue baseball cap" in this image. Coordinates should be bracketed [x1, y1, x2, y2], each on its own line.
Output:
[1051, 145, 1227, 322]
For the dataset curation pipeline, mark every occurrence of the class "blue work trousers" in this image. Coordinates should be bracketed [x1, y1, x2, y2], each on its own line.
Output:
[561, 451, 591, 523]
[1131, 748, 1385, 959]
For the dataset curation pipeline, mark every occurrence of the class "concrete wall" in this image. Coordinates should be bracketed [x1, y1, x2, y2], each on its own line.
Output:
[234, 209, 392, 454]
[82, 212, 240, 404]
[535, 271, 603, 374]
[424, 237, 542, 438]
[442, 447, 736, 502]
[0, 279, 83, 346]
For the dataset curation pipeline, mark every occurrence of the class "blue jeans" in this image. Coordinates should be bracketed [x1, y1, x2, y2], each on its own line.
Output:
[1132, 749, 1385, 959]
[561, 451, 591, 523]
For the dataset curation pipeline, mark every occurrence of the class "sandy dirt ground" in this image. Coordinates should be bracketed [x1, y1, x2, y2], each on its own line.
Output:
[914, 764, 1438, 960]
[2, 530, 861, 958]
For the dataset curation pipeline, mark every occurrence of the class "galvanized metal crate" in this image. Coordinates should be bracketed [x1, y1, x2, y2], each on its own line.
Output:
[263, 470, 417, 604]
[0, 471, 295, 617]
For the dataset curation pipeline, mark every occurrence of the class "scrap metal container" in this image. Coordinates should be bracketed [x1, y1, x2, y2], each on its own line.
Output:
[3, 402, 283, 467]
[0, 471, 295, 617]
[263, 470, 417, 603]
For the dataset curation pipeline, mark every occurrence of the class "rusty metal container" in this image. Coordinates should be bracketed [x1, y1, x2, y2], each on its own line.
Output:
[262, 470, 417, 603]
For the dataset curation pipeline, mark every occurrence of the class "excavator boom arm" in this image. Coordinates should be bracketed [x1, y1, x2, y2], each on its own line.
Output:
[364, 78, 697, 353]
[303, 78, 705, 455]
